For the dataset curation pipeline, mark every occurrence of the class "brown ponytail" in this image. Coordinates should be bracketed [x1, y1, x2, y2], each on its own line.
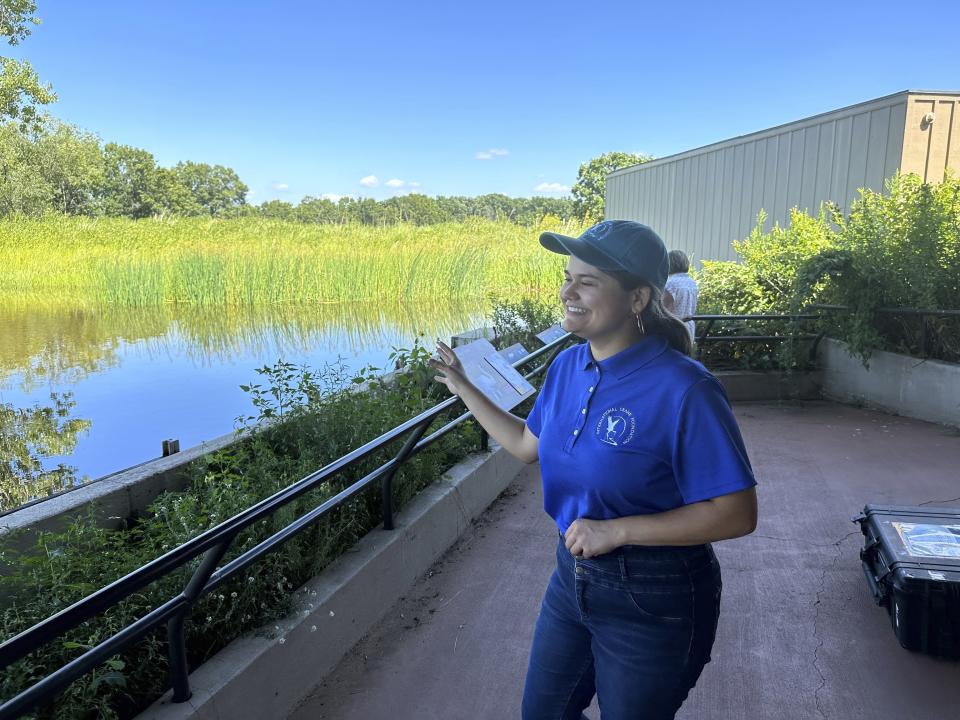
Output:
[605, 269, 693, 356]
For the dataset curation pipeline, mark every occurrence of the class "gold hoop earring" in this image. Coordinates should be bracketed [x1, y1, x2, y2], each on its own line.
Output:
[636, 312, 645, 334]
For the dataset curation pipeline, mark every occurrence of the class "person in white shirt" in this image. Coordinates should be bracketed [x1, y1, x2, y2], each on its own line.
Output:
[664, 250, 698, 342]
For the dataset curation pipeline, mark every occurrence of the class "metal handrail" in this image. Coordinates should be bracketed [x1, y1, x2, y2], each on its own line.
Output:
[681, 313, 823, 360]
[0, 332, 574, 719]
[807, 304, 960, 318]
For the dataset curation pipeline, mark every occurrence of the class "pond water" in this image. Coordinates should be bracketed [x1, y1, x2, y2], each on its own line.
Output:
[0, 302, 485, 510]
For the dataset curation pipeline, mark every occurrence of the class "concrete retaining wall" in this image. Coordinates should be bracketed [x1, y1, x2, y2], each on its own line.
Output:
[139, 444, 529, 720]
[0, 429, 239, 554]
[819, 338, 960, 427]
[715, 369, 821, 402]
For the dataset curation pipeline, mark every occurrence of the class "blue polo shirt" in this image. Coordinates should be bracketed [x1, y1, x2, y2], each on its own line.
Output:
[526, 335, 756, 534]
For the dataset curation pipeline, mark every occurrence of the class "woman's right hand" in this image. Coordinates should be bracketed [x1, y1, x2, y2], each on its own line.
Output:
[429, 341, 472, 397]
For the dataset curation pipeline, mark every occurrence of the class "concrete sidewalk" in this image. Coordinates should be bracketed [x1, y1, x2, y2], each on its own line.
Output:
[290, 401, 960, 720]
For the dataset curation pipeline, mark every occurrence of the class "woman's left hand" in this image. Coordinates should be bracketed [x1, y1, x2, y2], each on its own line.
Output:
[564, 518, 623, 559]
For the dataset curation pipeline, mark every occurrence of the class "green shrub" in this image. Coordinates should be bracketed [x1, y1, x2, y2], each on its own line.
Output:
[796, 173, 960, 362]
[697, 172, 960, 365]
[490, 296, 562, 350]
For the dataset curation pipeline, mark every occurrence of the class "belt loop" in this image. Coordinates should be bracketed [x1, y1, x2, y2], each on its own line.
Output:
[618, 554, 627, 580]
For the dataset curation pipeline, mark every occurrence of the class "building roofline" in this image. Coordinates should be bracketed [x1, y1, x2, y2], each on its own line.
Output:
[609, 90, 960, 177]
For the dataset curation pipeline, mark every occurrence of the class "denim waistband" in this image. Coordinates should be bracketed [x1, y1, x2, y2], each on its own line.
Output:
[556, 532, 716, 578]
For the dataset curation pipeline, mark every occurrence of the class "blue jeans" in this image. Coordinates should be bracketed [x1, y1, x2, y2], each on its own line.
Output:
[521, 537, 722, 720]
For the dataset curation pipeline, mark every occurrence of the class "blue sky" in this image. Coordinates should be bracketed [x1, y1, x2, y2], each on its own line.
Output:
[12, 1, 960, 204]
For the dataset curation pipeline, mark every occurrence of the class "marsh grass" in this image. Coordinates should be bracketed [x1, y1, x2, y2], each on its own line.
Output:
[0, 216, 574, 308]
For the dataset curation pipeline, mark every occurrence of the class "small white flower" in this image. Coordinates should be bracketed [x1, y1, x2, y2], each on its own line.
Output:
[278, 638, 286, 645]
[311, 625, 317, 632]
[230, 592, 237, 598]
[329, 610, 335, 617]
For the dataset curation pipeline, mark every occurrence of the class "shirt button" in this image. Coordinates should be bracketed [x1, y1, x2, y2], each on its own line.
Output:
[588, 386, 594, 392]
[575, 566, 585, 575]
[581, 409, 586, 415]
[573, 429, 579, 436]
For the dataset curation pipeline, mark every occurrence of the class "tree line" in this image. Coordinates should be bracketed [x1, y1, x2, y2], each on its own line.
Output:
[0, 119, 584, 225]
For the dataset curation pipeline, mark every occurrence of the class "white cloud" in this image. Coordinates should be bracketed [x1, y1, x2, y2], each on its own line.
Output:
[475, 148, 509, 160]
[383, 178, 422, 192]
[534, 182, 571, 194]
[359, 175, 379, 188]
[320, 193, 345, 202]
[272, 183, 289, 191]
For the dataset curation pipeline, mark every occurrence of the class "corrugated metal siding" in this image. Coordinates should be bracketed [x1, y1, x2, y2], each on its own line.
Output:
[606, 93, 924, 264]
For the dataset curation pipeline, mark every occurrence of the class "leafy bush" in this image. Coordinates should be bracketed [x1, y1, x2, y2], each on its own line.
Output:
[697, 172, 960, 365]
[795, 173, 960, 362]
[490, 296, 562, 351]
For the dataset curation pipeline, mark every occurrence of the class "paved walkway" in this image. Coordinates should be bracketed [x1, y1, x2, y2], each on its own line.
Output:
[290, 401, 960, 720]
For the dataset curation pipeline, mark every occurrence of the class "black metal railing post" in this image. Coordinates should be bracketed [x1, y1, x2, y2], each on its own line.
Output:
[381, 420, 431, 531]
[695, 318, 716, 360]
[919, 312, 929, 357]
[479, 428, 489, 452]
[166, 539, 232, 702]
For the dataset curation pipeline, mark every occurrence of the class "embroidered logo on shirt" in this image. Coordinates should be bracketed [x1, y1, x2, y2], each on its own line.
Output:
[595, 407, 635, 446]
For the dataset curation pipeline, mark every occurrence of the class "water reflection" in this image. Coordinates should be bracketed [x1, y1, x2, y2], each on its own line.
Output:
[0, 301, 484, 389]
[0, 301, 485, 503]
[0, 393, 91, 513]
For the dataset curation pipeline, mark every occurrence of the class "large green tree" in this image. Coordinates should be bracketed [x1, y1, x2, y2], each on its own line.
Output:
[35, 120, 104, 214]
[296, 195, 341, 224]
[0, 119, 49, 213]
[172, 160, 248, 217]
[572, 151, 652, 221]
[256, 198, 296, 221]
[98, 143, 179, 218]
[1, 0, 56, 132]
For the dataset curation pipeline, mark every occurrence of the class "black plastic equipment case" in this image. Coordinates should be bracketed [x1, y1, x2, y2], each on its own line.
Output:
[855, 504, 960, 659]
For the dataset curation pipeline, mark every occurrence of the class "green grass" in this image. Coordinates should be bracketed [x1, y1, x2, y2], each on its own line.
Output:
[0, 216, 576, 308]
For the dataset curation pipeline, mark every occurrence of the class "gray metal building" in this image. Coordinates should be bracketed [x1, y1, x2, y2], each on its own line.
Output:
[605, 90, 960, 263]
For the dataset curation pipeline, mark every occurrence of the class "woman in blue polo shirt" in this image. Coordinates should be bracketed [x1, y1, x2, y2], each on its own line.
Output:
[431, 220, 757, 720]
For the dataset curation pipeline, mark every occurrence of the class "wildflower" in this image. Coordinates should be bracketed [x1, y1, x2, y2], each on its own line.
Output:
[230, 592, 237, 598]
[311, 625, 317, 632]
[279, 638, 286, 645]
[329, 610, 335, 617]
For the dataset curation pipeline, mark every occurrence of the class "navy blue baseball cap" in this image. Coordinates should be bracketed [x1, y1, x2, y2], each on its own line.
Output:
[539, 220, 669, 291]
